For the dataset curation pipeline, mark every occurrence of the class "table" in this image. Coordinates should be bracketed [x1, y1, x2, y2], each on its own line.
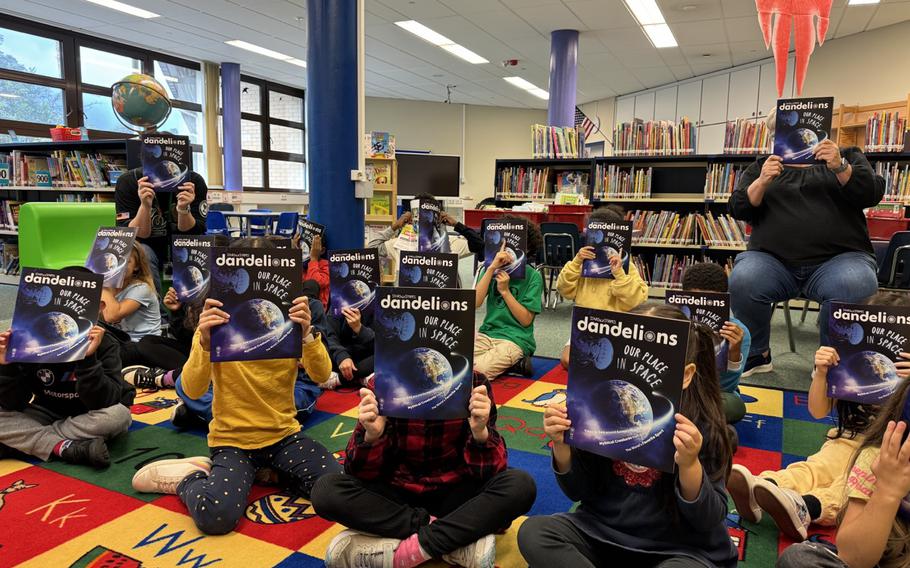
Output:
[220, 211, 281, 237]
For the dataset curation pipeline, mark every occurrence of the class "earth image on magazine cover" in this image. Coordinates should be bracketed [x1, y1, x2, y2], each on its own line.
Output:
[234, 299, 285, 337]
[406, 347, 454, 389]
[596, 380, 654, 441]
[339, 279, 375, 312]
[830, 350, 901, 400]
[36, 312, 79, 344]
[783, 127, 827, 161]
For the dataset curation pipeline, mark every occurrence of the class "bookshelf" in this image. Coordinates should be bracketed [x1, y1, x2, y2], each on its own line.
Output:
[364, 156, 398, 284]
[0, 138, 139, 284]
[833, 94, 910, 150]
[494, 158, 593, 204]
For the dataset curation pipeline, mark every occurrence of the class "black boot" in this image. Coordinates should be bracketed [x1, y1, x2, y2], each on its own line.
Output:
[59, 438, 110, 469]
[507, 355, 533, 377]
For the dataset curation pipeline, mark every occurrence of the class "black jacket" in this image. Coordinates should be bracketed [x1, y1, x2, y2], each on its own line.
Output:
[454, 222, 484, 262]
[326, 313, 375, 367]
[0, 325, 135, 418]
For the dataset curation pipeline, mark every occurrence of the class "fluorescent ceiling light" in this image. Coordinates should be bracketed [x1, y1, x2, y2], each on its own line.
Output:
[504, 76, 549, 99]
[225, 41, 307, 69]
[847, 0, 879, 4]
[440, 44, 488, 65]
[84, 0, 159, 18]
[624, 0, 665, 25]
[0, 93, 20, 98]
[643, 23, 678, 48]
[395, 20, 489, 64]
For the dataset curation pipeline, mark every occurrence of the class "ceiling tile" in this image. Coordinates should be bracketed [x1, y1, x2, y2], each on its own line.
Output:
[672, 19, 728, 44]
[724, 16, 765, 44]
[834, 4, 878, 37]
[515, 3, 589, 33]
[461, 8, 544, 40]
[868, 3, 910, 28]
[619, 48, 668, 68]
[372, 0, 456, 20]
[596, 27, 654, 51]
[720, 0, 759, 18]
[564, 0, 639, 29]
[661, 0, 725, 23]
[631, 66, 676, 87]
[656, 47, 689, 66]
[670, 64, 695, 80]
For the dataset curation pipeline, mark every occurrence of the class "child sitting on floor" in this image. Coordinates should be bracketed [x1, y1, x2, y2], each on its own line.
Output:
[681, 261, 750, 424]
[322, 306, 375, 390]
[728, 290, 910, 541]
[311, 373, 536, 568]
[131, 237, 341, 536]
[0, 269, 135, 469]
[101, 242, 162, 347]
[474, 217, 543, 380]
[519, 303, 736, 568]
[558, 206, 648, 368]
[777, 377, 910, 568]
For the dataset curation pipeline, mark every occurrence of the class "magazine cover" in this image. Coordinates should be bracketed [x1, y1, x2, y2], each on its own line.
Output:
[399, 251, 458, 289]
[140, 132, 191, 191]
[374, 287, 475, 420]
[7, 268, 103, 363]
[582, 219, 632, 279]
[666, 290, 731, 373]
[298, 218, 325, 258]
[84, 226, 138, 288]
[483, 218, 528, 279]
[417, 199, 450, 253]
[172, 235, 213, 304]
[826, 302, 910, 404]
[774, 97, 834, 164]
[208, 247, 303, 362]
[328, 248, 380, 317]
[566, 307, 691, 472]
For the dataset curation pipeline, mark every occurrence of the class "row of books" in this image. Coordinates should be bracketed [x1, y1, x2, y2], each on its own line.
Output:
[0, 240, 18, 275]
[704, 163, 748, 199]
[0, 150, 126, 188]
[495, 166, 552, 200]
[365, 161, 393, 186]
[54, 193, 115, 203]
[531, 124, 581, 159]
[863, 112, 907, 153]
[632, 255, 733, 290]
[723, 117, 770, 154]
[0, 200, 21, 231]
[592, 165, 653, 199]
[626, 209, 748, 246]
[612, 118, 696, 157]
[876, 161, 910, 202]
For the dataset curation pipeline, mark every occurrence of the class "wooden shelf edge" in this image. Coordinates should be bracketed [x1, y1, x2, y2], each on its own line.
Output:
[365, 215, 393, 223]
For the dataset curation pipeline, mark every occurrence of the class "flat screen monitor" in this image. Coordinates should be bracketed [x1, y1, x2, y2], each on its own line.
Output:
[396, 153, 460, 197]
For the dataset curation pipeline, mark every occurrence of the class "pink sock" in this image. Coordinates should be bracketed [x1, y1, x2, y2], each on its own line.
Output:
[393, 533, 430, 568]
[162, 370, 176, 388]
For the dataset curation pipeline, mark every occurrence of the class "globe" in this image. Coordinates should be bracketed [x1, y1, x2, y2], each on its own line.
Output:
[94, 252, 119, 274]
[35, 311, 79, 344]
[342, 279, 372, 307]
[234, 298, 284, 337]
[111, 73, 172, 131]
[788, 127, 820, 153]
[403, 347, 453, 389]
[594, 380, 654, 441]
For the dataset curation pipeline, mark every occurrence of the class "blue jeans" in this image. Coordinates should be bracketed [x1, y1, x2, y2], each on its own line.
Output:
[728, 250, 878, 357]
[175, 371, 322, 423]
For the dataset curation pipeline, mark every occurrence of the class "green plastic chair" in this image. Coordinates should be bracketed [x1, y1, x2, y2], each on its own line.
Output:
[18, 202, 116, 270]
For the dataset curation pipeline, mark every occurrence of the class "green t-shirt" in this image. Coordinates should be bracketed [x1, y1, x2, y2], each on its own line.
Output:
[477, 266, 543, 355]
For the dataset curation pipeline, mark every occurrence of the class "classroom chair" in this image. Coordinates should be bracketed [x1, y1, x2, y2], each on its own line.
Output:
[249, 208, 273, 236]
[18, 202, 115, 269]
[275, 212, 299, 237]
[206, 210, 233, 237]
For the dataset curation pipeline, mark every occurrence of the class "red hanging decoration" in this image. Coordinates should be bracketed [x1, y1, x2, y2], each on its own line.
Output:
[756, 0, 833, 96]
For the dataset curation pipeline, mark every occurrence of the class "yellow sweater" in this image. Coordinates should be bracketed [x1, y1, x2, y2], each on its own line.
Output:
[556, 257, 649, 311]
[182, 331, 332, 449]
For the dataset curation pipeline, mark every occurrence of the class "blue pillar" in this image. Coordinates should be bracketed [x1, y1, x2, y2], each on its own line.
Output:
[307, 0, 363, 250]
[221, 62, 242, 191]
[547, 30, 579, 128]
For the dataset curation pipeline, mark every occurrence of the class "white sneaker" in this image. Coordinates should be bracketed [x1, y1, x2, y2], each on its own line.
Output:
[325, 529, 398, 568]
[321, 372, 342, 390]
[727, 464, 762, 523]
[442, 534, 496, 568]
[132, 457, 212, 494]
[754, 479, 812, 541]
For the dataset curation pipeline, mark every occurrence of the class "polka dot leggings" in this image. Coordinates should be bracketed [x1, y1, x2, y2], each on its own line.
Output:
[176, 432, 342, 535]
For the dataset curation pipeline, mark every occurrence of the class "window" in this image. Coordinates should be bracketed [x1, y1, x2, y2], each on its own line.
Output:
[0, 26, 62, 78]
[160, 108, 204, 145]
[154, 61, 202, 105]
[79, 46, 142, 88]
[268, 89, 303, 122]
[268, 159, 305, 191]
[0, 79, 65, 125]
[242, 156, 263, 188]
[270, 124, 303, 154]
[240, 81, 261, 115]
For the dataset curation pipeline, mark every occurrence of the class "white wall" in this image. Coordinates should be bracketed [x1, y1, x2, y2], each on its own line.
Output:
[365, 97, 546, 203]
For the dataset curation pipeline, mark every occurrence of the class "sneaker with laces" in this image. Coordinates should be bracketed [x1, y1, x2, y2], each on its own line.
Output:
[122, 365, 168, 390]
[753, 479, 811, 541]
[321, 372, 342, 391]
[741, 352, 773, 378]
[727, 464, 761, 523]
[442, 534, 496, 568]
[169, 400, 207, 430]
[325, 529, 398, 568]
[59, 438, 110, 469]
[132, 457, 213, 494]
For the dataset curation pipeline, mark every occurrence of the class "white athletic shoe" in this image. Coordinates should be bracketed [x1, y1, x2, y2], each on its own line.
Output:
[442, 534, 496, 568]
[131, 457, 212, 494]
[727, 464, 762, 523]
[321, 372, 342, 390]
[754, 479, 812, 541]
[325, 529, 398, 568]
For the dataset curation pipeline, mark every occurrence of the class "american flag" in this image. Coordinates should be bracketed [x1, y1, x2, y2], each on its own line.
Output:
[575, 106, 599, 139]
